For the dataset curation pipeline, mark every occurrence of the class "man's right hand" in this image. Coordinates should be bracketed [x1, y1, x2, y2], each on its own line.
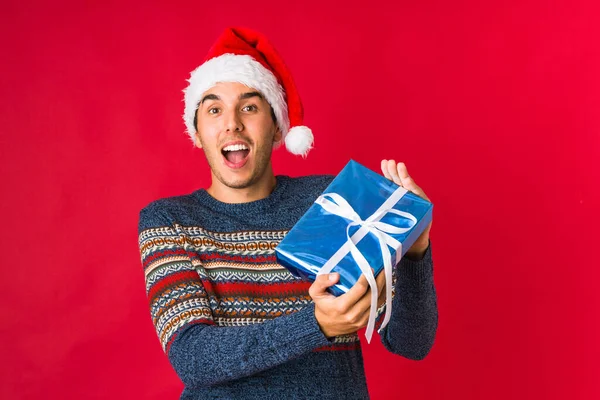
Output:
[309, 270, 387, 338]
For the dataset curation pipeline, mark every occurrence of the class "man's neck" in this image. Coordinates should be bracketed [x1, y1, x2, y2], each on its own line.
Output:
[207, 173, 277, 204]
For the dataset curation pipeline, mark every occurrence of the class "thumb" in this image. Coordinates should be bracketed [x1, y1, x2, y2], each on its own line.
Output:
[309, 273, 339, 299]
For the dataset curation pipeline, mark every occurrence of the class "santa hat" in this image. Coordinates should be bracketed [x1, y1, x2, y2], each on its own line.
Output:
[183, 27, 313, 157]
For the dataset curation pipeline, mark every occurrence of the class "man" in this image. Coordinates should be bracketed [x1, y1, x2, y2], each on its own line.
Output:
[138, 27, 437, 399]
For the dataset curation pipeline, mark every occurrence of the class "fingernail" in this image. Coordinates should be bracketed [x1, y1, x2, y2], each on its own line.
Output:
[329, 273, 338, 282]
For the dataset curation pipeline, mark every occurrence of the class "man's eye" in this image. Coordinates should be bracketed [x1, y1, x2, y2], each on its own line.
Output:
[208, 108, 220, 114]
[242, 105, 257, 112]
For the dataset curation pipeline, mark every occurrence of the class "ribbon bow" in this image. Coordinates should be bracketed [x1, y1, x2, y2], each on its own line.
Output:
[315, 188, 417, 343]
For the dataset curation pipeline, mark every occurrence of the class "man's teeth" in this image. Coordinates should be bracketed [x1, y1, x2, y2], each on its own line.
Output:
[223, 144, 249, 151]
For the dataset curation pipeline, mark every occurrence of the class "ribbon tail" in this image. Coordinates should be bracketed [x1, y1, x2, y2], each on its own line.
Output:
[347, 225, 378, 344]
[377, 240, 398, 335]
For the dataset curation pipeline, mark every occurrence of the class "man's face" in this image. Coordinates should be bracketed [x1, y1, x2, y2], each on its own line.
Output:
[194, 82, 282, 190]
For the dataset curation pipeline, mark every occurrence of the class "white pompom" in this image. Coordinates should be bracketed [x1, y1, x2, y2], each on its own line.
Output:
[284, 126, 314, 157]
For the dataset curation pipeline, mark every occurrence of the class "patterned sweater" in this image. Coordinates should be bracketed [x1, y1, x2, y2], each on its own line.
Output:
[137, 175, 438, 400]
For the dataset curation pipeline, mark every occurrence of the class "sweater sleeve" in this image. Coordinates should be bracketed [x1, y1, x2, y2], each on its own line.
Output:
[374, 241, 438, 360]
[138, 205, 331, 389]
[169, 303, 329, 388]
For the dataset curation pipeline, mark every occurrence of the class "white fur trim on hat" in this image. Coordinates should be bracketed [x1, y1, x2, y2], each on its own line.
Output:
[183, 54, 289, 142]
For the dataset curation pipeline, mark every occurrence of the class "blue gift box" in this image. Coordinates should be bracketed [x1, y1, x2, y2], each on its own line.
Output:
[275, 160, 433, 297]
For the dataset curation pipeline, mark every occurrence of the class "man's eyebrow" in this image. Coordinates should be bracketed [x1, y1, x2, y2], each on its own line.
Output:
[240, 91, 264, 100]
[200, 94, 220, 104]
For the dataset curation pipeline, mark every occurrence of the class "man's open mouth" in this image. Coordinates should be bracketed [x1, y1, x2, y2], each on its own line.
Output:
[221, 143, 250, 167]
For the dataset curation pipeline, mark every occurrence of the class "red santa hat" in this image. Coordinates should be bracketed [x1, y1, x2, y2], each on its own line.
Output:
[183, 27, 314, 157]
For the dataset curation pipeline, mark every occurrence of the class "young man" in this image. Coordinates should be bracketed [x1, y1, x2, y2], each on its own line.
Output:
[138, 27, 437, 399]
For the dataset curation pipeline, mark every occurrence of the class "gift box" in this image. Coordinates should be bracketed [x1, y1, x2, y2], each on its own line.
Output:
[275, 159, 433, 342]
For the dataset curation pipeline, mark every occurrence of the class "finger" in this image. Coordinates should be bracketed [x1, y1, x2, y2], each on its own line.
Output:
[381, 160, 392, 180]
[352, 280, 380, 313]
[376, 269, 386, 295]
[387, 160, 402, 186]
[353, 286, 377, 315]
[406, 181, 429, 201]
[396, 162, 417, 190]
[339, 271, 370, 306]
[396, 162, 430, 201]
[375, 270, 386, 308]
[352, 269, 385, 313]
[377, 290, 385, 309]
[358, 297, 377, 326]
[309, 273, 339, 299]
[396, 162, 410, 180]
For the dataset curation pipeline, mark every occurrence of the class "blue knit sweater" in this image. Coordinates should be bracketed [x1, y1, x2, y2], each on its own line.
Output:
[137, 175, 438, 399]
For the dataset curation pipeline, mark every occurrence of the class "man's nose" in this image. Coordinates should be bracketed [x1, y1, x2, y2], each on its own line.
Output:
[224, 109, 243, 132]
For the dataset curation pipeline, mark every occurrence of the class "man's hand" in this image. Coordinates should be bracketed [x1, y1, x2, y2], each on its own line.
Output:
[381, 159, 432, 260]
[309, 270, 386, 338]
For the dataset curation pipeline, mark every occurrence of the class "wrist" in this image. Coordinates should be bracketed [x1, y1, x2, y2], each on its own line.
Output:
[405, 239, 429, 261]
[314, 307, 335, 339]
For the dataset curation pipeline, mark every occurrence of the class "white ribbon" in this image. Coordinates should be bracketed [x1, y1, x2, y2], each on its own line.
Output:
[314, 187, 417, 343]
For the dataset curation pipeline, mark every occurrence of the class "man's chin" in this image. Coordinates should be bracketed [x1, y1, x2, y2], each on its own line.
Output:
[210, 157, 272, 191]
[217, 173, 255, 190]
[222, 179, 253, 189]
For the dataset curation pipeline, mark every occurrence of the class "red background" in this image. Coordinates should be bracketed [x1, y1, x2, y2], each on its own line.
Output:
[1, 1, 599, 399]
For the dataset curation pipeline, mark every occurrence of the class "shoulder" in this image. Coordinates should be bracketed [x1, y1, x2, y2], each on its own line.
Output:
[138, 192, 198, 233]
[275, 174, 335, 215]
[282, 174, 335, 197]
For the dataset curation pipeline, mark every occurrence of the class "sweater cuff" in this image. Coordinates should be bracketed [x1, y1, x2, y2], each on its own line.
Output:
[289, 302, 333, 348]
[398, 241, 434, 282]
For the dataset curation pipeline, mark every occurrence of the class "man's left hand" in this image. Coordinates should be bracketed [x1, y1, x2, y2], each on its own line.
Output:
[380, 159, 432, 260]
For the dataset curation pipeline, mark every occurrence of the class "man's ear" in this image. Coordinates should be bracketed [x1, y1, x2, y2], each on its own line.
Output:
[193, 132, 203, 149]
[273, 126, 282, 144]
